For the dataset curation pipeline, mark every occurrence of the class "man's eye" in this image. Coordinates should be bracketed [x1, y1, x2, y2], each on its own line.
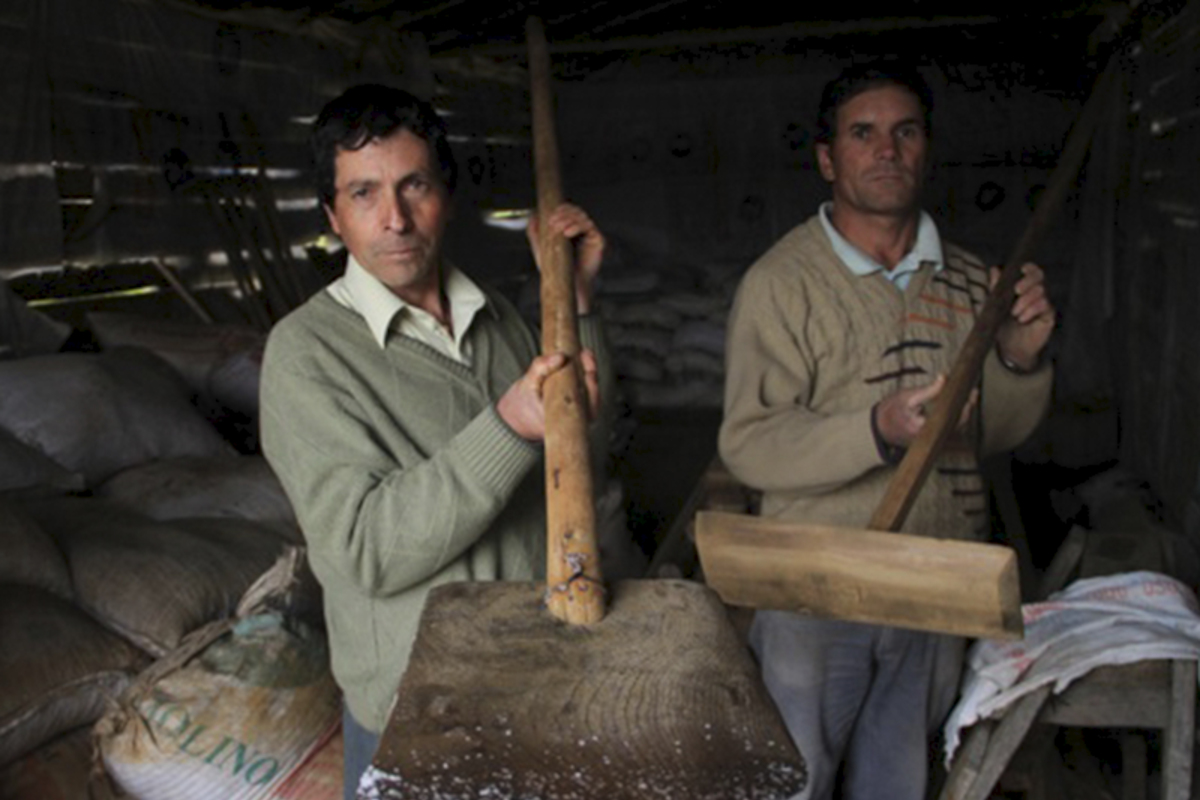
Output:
[350, 187, 370, 200]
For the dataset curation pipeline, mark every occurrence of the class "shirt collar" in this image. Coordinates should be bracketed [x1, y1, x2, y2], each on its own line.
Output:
[818, 202, 944, 281]
[330, 254, 492, 349]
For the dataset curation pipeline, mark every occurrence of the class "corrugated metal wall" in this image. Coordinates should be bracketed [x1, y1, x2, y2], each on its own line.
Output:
[1112, 3, 1200, 526]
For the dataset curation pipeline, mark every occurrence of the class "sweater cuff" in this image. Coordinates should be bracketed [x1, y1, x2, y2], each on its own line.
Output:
[995, 341, 1049, 376]
[455, 405, 542, 499]
[578, 314, 604, 353]
[871, 403, 907, 466]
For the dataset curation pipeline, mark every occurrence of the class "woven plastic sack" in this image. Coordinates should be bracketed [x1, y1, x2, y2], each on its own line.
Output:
[97, 611, 340, 800]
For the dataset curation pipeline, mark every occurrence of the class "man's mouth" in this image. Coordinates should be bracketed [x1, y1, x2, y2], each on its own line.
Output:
[382, 243, 423, 257]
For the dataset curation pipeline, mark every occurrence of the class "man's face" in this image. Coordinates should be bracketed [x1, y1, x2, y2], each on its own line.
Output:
[324, 129, 451, 302]
[816, 84, 928, 220]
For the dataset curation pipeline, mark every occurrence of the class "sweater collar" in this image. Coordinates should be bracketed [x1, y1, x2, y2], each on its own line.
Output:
[328, 254, 495, 349]
[818, 202, 943, 287]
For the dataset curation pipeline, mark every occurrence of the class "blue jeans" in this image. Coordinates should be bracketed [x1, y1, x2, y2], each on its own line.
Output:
[342, 706, 380, 800]
[750, 611, 963, 800]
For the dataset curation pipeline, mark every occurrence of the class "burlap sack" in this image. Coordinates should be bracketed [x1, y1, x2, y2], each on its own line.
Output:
[0, 348, 234, 487]
[0, 426, 84, 494]
[0, 497, 72, 598]
[0, 585, 148, 766]
[86, 311, 263, 397]
[24, 497, 293, 657]
[0, 726, 94, 800]
[96, 454, 299, 532]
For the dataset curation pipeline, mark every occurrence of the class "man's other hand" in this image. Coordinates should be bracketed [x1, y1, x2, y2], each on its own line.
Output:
[874, 374, 977, 449]
[993, 262, 1055, 372]
[497, 349, 600, 441]
[526, 203, 605, 314]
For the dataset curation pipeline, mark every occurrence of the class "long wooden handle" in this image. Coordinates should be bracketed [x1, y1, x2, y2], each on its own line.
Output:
[527, 16, 605, 624]
[868, 63, 1121, 532]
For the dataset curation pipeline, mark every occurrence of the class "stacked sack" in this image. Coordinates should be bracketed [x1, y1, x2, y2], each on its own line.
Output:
[0, 308, 338, 799]
[93, 550, 340, 800]
[517, 253, 743, 410]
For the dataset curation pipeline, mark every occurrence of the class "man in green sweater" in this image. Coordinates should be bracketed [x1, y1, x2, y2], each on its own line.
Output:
[259, 84, 612, 800]
[719, 63, 1055, 800]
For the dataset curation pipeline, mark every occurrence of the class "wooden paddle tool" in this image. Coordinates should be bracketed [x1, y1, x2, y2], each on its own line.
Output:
[366, 18, 806, 799]
[697, 63, 1122, 642]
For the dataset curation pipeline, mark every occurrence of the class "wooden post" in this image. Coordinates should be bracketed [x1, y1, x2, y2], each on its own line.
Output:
[527, 16, 605, 624]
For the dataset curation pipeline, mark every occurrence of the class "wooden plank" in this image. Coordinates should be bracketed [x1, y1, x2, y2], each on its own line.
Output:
[695, 510, 1023, 640]
[1163, 659, 1195, 800]
[1041, 661, 1171, 728]
[1122, 732, 1148, 800]
[937, 720, 994, 800]
[373, 579, 806, 799]
[946, 686, 1053, 800]
[1037, 525, 1087, 599]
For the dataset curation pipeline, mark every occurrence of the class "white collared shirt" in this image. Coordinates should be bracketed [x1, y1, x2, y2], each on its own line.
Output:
[818, 202, 944, 291]
[326, 254, 488, 364]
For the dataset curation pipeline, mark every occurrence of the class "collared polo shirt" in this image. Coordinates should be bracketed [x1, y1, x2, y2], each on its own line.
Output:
[818, 201, 944, 291]
[326, 254, 489, 364]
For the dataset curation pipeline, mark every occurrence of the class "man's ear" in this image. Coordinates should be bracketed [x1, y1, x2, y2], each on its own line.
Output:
[816, 143, 835, 182]
[323, 203, 341, 237]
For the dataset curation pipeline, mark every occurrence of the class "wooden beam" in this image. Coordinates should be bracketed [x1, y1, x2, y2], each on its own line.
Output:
[695, 510, 1023, 640]
[528, 16, 604, 625]
[434, 16, 1003, 56]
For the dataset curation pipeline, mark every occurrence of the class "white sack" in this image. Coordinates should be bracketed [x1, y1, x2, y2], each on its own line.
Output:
[98, 613, 341, 800]
[943, 571, 1200, 764]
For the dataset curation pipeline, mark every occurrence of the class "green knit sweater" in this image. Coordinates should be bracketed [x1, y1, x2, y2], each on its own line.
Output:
[261, 287, 610, 733]
[720, 215, 1052, 540]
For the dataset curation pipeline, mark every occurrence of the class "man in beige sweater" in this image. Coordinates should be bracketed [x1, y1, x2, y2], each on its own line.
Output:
[720, 62, 1055, 800]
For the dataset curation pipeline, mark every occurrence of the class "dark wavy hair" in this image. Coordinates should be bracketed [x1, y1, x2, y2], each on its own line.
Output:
[311, 84, 458, 208]
[815, 62, 933, 145]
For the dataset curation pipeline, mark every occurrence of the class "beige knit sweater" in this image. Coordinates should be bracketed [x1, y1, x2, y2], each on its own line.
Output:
[720, 215, 1052, 541]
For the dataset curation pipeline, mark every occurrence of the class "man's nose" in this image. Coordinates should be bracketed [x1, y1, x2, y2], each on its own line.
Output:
[384, 193, 414, 232]
[877, 135, 900, 160]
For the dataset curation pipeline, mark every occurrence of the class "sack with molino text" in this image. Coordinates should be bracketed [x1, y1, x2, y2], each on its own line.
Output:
[94, 552, 340, 800]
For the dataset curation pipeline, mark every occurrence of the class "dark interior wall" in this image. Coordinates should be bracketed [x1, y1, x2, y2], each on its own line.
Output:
[441, 35, 1091, 295]
[555, 57, 1083, 270]
[434, 28, 1099, 297]
[1105, 4, 1200, 529]
[1, 0, 438, 332]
